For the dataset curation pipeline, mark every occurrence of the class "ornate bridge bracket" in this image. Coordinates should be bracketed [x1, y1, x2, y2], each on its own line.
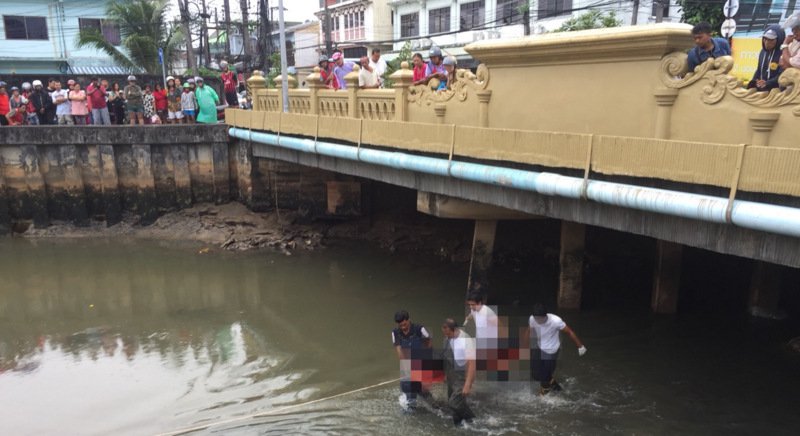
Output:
[407, 64, 491, 106]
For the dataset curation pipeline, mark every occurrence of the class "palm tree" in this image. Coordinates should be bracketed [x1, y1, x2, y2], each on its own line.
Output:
[77, 0, 182, 74]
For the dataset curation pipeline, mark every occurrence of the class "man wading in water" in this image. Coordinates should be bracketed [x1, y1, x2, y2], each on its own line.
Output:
[441, 318, 476, 426]
[392, 310, 433, 409]
[525, 303, 587, 395]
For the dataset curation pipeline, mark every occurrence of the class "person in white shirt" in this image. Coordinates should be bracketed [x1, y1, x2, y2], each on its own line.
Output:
[368, 48, 387, 87]
[526, 303, 586, 395]
[51, 81, 73, 125]
[464, 291, 501, 380]
[441, 318, 476, 426]
[358, 56, 380, 89]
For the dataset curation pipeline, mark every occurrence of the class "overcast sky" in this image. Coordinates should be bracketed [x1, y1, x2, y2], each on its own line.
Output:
[170, 0, 321, 24]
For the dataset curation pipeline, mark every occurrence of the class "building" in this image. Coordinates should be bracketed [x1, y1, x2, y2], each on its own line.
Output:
[268, 21, 321, 75]
[0, 0, 131, 76]
[388, 0, 682, 63]
[316, 0, 393, 58]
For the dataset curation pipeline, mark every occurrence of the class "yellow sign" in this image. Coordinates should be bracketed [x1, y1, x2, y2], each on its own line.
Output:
[730, 37, 763, 83]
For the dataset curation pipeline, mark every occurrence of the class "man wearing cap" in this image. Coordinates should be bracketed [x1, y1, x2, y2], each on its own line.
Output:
[780, 24, 800, 69]
[748, 25, 785, 91]
[194, 77, 219, 124]
[220, 60, 238, 107]
[0, 82, 10, 126]
[525, 303, 586, 395]
[687, 22, 731, 73]
[87, 77, 111, 125]
[358, 55, 380, 89]
[332, 52, 355, 90]
[51, 80, 73, 125]
[123, 75, 144, 125]
[29, 80, 51, 125]
[391, 310, 432, 409]
[419, 46, 448, 89]
[441, 318, 476, 426]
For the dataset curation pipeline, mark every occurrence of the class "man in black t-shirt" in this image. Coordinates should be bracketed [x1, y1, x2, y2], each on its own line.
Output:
[392, 310, 432, 409]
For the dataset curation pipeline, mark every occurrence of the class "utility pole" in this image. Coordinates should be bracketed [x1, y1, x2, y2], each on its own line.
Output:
[202, 0, 211, 66]
[278, 0, 288, 112]
[223, 0, 232, 58]
[260, 0, 272, 72]
[324, 0, 332, 55]
[631, 0, 639, 25]
[179, 0, 196, 71]
[240, 0, 251, 64]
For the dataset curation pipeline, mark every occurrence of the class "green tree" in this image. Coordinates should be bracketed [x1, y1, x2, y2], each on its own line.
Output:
[552, 10, 622, 32]
[77, 0, 181, 74]
[676, 0, 725, 34]
[383, 41, 413, 88]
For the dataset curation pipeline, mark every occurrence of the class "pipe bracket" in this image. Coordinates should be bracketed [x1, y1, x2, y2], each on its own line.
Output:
[726, 143, 748, 224]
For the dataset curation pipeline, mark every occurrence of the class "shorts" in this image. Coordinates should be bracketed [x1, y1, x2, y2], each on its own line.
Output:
[168, 110, 184, 120]
[531, 349, 559, 383]
[127, 103, 143, 113]
[183, 109, 196, 117]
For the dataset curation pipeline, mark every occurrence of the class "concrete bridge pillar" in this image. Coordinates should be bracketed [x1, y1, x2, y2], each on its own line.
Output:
[306, 67, 323, 115]
[345, 66, 360, 118]
[467, 219, 497, 296]
[558, 221, 585, 310]
[748, 261, 783, 317]
[653, 88, 678, 139]
[246, 71, 267, 111]
[0, 160, 10, 234]
[748, 112, 780, 146]
[476, 90, 492, 128]
[651, 240, 682, 314]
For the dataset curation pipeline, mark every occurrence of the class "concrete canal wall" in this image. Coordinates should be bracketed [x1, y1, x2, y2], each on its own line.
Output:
[0, 126, 344, 234]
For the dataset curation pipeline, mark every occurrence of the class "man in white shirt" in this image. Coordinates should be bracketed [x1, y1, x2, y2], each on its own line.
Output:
[358, 56, 380, 89]
[464, 291, 502, 380]
[526, 303, 586, 395]
[441, 318, 476, 426]
[369, 48, 387, 87]
[780, 24, 800, 69]
[51, 80, 73, 125]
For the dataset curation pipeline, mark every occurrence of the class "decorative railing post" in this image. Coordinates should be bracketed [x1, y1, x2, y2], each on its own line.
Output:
[748, 112, 780, 146]
[273, 74, 297, 112]
[345, 65, 360, 118]
[389, 61, 414, 122]
[476, 90, 492, 127]
[306, 67, 323, 115]
[434, 104, 446, 124]
[246, 70, 267, 111]
[653, 88, 678, 139]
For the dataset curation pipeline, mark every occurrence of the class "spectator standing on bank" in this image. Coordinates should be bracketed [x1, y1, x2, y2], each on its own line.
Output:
[29, 80, 50, 125]
[153, 82, 168, 123]
[7, 86, 27, 126]
[194, 77, 219, 124]
[22, 82, 38, 125]
[52, 81, 73, 125]
[109, 82, 125, 124]
[143, 85, 159, 124]
[87, 77, 111, 125]
[369, 48, 387, 87]
[687, 22, 731, 73]
[181, 83, 196, 123]
[220, 60, 238, 107]
[69, 82, 89, 125]
[123, 75, 144, 125]
[43, 78, 58, 124]
[0, 82, 10, 126]
[166, 77, 183, 124]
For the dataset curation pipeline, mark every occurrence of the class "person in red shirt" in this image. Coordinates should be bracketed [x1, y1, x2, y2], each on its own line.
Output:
[86, 77, 111, 125]
[7, 86, 26, 125]
[0, 82, 10, 126]
[412, 53, 427, 85]
[220, 60, 238, 107]
[153, 82, 168, 123]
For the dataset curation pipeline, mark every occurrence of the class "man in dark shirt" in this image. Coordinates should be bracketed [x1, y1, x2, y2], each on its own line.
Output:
[392, 310, 432, 409]
[687, 22, 731, 73]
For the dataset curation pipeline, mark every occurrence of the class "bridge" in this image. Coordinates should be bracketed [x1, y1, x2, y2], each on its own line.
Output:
[226, 23, 800, 316]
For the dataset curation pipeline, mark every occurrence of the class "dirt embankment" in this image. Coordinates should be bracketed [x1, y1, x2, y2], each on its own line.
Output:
[21, 202, 474, 261]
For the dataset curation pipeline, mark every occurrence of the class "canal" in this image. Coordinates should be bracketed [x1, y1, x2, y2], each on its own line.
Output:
[1, 238, 798, 435]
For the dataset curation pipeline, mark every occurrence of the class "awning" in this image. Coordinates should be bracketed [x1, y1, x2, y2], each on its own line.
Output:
[68, 65, 136, 75]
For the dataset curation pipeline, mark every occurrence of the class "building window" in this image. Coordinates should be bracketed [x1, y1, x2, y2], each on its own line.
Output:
[79, 18, 121, 46]
[3, 15, 48, 40]
[343, 46, 367, 59]
[460, 1, 485, 30]
[537, 0, 572, 19]
[332, 16, 341, 42]
[498, 0, 526, 24]
[400, 12, 418, 37]
[429, 7, 451, 34]
[343, 10, 365, 40]
[651, 0, 670, 18]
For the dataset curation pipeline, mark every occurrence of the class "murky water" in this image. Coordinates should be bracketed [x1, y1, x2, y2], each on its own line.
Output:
[1, 238, 798, 435]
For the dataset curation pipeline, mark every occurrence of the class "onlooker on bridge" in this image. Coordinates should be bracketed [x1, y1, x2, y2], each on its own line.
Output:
[123, 75, 145, 125]
[525, 303, 587, 396]
[153, 82, 168, 123]
[780, 24, 800, 69]
[87, 77, 111, 125]
[358, 56, 380, 89]
[332, 52, 355, 90]
[420, 46, 447, 90]
[687, 22, 731, 73]
[318, 56, 338, 90]
[0, 82, 12, 126]
[439, 56, 457, 91]
[51, 81, 73, 125]
[194, 77, 218, 124]
[220, 60, 239, 107]
[69, 82, 89, 126]
[748, 26, 785, 92]
[369, 48, 387, 87]
[181, 83, 196, 124]
[411, 53, 427, 85]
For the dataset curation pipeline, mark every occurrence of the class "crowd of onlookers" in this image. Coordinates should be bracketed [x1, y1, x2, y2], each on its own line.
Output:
[0, 61, 242, 127]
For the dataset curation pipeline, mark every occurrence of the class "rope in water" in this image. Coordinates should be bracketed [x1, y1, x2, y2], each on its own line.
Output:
[154, 377, 402, 436]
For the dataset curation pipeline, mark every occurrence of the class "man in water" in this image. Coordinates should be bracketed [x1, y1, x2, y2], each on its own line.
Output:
[391, 310, 431, 409]
[441, 318, 476, 426]
[526, 303, 587, 395]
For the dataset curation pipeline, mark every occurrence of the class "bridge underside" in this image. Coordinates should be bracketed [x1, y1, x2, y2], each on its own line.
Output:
[252, 142, 800, 269]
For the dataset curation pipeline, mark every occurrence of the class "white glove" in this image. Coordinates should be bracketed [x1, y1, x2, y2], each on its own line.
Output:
[578, 346, 587, 356]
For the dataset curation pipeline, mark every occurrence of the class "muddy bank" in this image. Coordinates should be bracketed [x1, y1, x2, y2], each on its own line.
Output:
[19, 202, 475, 260]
